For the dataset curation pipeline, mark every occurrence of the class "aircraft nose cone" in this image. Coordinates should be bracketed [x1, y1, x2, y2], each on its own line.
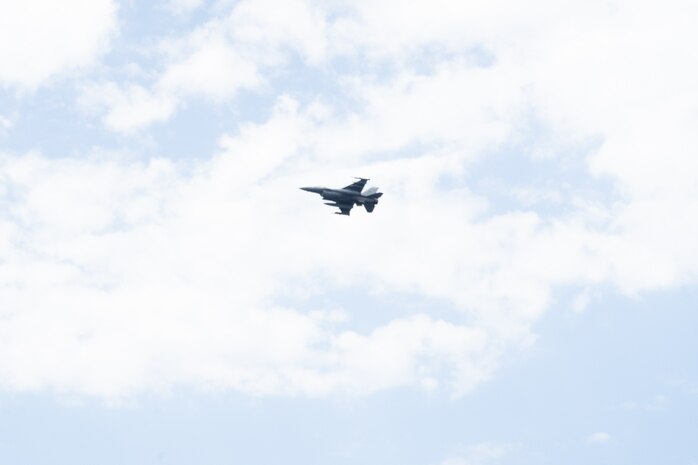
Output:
[300, 187, 322, 194]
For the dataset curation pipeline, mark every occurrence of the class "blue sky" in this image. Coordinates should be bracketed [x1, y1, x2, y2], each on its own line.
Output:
[1, 1, 698, 464]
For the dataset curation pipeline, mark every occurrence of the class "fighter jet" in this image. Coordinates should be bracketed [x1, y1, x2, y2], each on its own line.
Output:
[300, 177, 383, 216]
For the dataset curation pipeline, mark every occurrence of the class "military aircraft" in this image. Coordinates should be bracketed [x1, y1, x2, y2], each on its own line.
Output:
[300, 177, 383, 215]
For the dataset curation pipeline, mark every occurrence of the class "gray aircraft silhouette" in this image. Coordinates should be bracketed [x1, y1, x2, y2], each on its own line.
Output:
[300, 178, 383, 216]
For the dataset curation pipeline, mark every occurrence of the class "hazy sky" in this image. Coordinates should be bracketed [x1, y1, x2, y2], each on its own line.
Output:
[1, 1, 697, 464]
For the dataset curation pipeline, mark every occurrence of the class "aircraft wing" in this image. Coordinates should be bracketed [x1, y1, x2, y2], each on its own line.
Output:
[336, 202, 354, 215]
[342, 178, 368, 192]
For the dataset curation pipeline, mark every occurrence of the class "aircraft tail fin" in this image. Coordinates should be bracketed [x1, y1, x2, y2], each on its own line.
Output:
[364, 191, 381, 212]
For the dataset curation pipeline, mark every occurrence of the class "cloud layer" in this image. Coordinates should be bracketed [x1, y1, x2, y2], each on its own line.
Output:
[0, 0, 117, 89]
[2, 0, 698, 399]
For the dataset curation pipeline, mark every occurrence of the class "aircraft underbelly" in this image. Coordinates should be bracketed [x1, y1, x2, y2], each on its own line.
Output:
[322, 191, 341, 201]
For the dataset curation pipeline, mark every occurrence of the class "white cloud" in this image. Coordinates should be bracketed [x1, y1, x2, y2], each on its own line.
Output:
[79, 0, 698, 155]
[80, 24, 260, 133]
[81, 0, 328, 132]
[165, 0, 205, 15]
[79, 83, 178, 133]
[5, 0, 698, 400]
[621, 395, 670, 412]
[310, 59, 525, 160]
[571, 288, 592, 313]
[159, 34, 258, 100]
[0, 92, 603, 398]
[0, 115, 15, 135]
[0, 0, 117, 89]
[587, 432, 612, 444]
[0, 149, 505, 398]
[228, 0, 328, 64]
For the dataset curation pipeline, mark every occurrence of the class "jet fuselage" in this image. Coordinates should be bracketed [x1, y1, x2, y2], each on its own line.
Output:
[300, 187, 375, 205]
[300, 180, 383, 215]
